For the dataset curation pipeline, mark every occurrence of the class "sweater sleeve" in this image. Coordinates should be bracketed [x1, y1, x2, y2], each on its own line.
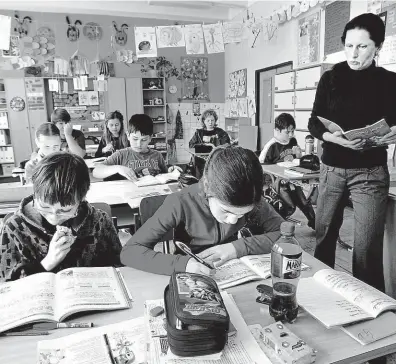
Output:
[384, 70, 396, 127]
[217, 128, 231, 145]
[189, 130, 202, 148]
[308, 71, 331, 141]
[95, 137, 107, 158]
[231, 197, 284, 258]
[96, 212, 122, 267]
[120, 194, 190, 275]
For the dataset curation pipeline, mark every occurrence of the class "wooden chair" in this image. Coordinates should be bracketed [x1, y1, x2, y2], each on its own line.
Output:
[136, 194, 173, 254]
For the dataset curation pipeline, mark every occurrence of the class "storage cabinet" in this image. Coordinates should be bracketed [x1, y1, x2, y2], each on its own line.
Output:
[274, 92, 294, 111]
[274, 72, 294, 92]
[225, 117, 257, 151]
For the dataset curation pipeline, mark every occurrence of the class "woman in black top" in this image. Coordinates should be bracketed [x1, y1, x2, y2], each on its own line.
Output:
[308, 13, 396, 295]
[95, 110, 130, 157]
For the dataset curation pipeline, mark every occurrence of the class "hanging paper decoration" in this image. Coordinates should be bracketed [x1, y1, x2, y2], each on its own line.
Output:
[66, 16, 82, 42]
[246, 18, 263, 48]
[112, 21, 129, 46]
[83, 22, 102, 41]
[19, 27, 55, 66]
[202, 24, 224, 54]
[135, 27, 157, 58]
[183, 24, 205, 55]
[13, 12, 32, 37]
[292, 2, 302, 18]
[156, 25, 185, 48]
[180, 57, 209, 100]
[222, 22, 247, 44]
[174, 110, 184, 139]
[300, 1, 310, 12]
[1, 35, 20, 57]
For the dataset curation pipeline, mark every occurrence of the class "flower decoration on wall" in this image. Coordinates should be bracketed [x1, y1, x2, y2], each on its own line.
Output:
[139, 56, 180, 81]
[180, 57, 209, 100]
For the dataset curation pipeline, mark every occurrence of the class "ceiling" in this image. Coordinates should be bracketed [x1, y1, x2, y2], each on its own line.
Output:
[0, 0, 249, 22]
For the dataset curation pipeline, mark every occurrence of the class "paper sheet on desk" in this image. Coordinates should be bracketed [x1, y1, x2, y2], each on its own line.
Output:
[128, 185, 173, 208]
[277, 159, 300, 168]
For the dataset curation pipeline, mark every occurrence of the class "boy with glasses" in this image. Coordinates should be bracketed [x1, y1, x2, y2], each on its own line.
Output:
[0, 152, 122, 282]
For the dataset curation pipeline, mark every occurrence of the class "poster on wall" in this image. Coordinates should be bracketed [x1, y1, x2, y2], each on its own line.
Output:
[324, 1, 351, 56]
[202, 24, 225, 54]
[25, 78, 45, 111]
[222, 22, 247, 44]
[228, 69, 247, 99]
[297, 10, 320, 66]
[134, 27, 157, 58]
[183, 24, 205, 55]
[156, 25, 185, 48]
[0, 15, 11, 51]
[180, 57, 209, 100]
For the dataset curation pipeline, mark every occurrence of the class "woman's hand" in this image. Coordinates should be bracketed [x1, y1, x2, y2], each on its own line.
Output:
[197, 243, 237, 268]
[41, 230, 74, 271]
[327, 131, 366, 150]
[376, 126, 396, 146]
[168, 165, 183, 173]
[117, 166, 138, 181]
[102, 143, 114, 153]
[185, 259, 213, 276]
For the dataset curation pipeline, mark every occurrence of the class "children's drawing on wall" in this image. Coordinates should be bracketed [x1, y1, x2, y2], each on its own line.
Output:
[228, 68, 247, 99]
[222, 21, 247, 44]
[66, 16, 82, 42]
[13, 11, 32, 37]
[298, 10, 320, 66]
[1, 35, 20, 57]
[83, 22, 103, 41]
[112, 21, 129, 46]
[246, 17, 263, 48]
[180, 57, 209, 100]
[183, 24, 205, 54]
[156, 25, 185, 48]
[135, 26, 157, 58]
[202, 23, 224, 54]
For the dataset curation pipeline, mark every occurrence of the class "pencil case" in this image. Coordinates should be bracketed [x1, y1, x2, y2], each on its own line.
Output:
[164, 272, 230, 357]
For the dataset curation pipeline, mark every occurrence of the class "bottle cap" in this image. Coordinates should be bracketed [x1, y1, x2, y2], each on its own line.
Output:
[280, 222, 295, 235]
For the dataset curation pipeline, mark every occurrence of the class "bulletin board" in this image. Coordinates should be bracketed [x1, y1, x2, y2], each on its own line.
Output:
[324, 1, 351, 57]
[297, 10, 321, 66]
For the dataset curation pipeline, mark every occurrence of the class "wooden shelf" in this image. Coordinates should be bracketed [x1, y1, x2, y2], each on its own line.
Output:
[143, 89, 164, 91]
[143, 105, 165, 107]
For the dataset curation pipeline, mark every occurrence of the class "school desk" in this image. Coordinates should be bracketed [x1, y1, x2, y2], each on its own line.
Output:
[1, 252, 396, 364]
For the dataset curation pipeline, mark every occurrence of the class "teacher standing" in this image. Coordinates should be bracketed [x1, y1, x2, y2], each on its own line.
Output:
[308, 13, 396, 293]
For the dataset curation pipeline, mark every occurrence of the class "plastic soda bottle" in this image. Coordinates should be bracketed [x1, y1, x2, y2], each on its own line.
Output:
[270, 222, 302, 323]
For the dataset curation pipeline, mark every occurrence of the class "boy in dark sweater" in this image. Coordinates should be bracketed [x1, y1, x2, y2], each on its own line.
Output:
[259, 113, 315, 229]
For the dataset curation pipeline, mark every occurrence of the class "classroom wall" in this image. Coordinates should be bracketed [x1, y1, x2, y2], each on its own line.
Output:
[0, 10, 225, 103]
[224, 0, 370, 125]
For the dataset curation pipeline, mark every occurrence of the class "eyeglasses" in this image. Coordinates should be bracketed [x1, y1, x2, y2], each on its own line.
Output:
[33, 199, 79, 218]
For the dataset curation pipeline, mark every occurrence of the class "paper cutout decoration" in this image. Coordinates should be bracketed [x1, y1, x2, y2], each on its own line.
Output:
[83, 22, 103, 41]
[228, 69, 247, 99]
[112, 21, 129, 46]
[2, 35, 20, 57]
[183, 24, 205, 54]
[66, 16, 82, 42]
[13, 12, 32, 37]
[78, 91, 89, 106]
[246, 18, 263, 48]
[0, 15, 11, 51]
[20, 27, 55, 65]
[222, 22, 247, 43]
[135, 27, 157, 58]
[156, 26, 185, 48]
[10, 96, 25, 111]
[202, 24, 224, 54]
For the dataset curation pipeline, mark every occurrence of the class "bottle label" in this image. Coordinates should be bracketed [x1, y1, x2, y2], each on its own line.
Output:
[281, 254, 302, 279]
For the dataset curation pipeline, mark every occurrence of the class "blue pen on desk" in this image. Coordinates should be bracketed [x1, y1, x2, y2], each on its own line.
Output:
[174, 241, 213, 269]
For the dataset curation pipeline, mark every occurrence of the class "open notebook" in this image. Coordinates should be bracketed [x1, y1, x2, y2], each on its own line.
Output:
[134, 169, 181, 187]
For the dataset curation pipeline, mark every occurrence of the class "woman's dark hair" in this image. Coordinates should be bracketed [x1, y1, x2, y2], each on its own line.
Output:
[51, 108, 71, 123]
[32, 152, 90, 206]
[341, 13, 385, 47]
[202, 146, 264, 206]
[275, 113, 296, 131]
[201, 109, 218, 129]
[104, 110, 129, 148]
[35, 123, 60, 139]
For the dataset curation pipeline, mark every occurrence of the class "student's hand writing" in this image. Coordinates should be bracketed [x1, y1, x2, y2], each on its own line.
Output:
[331, 131, 366, 150]
[376, 126, 396, 146]
[117, 166, 138, 181]
[197, 243, 237, 268]
[102, 144, 114, 153]
[185, 259, 213, 276]
[41, 230, 74, 271]
[64, 123, 74, 137]
[168, 165, 183, 173]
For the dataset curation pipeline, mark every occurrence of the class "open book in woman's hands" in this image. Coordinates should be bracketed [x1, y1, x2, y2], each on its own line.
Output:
[318, 116, 391, 146]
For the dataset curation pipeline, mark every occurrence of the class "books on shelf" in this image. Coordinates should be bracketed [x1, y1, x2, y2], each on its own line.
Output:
[0, 267, 132, 334]
[297, 268, 396, 328]
[134, 169, 180, 187]
[213, 254, 310, 290]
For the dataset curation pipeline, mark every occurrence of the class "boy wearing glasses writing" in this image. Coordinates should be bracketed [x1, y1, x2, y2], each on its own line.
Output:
[0, 152, 122, 282]
[93, 114, 180, 181]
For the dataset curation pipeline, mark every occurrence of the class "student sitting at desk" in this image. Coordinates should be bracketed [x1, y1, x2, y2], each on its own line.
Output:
[25, 123, 62, 184]
[259, 113, 316, 229]
[121, 146, 284, 276]
[0, 152, 122, 282]
[95, 110, 130, 158]
[93, 114, 179, 181]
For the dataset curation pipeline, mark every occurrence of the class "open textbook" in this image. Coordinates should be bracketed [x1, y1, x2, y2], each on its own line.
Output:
[318, 116, 391, 144]
[134, 169, 181, 187]
[0, 267, 132, 334]
[213, 254, 309, 290]
[297, 269, 396, 328]
[37, 317, 147, 364]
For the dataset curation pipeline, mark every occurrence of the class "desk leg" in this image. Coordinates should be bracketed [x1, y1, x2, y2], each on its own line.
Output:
[384, 198, 396, 298]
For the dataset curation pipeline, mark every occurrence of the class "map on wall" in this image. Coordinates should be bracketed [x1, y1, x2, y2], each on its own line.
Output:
[298, 10, 321, 66]
[324, 1, 351, 56]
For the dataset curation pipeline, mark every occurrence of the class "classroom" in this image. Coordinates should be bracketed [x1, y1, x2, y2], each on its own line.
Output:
[1, 0, 396, 363]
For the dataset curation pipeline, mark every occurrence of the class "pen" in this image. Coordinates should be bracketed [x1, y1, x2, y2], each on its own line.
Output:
[1, 331, 49, 336]
[174, 241, 213, 269]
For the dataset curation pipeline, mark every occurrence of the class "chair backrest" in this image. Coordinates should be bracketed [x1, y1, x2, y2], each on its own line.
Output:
[90, 202, 118, 230]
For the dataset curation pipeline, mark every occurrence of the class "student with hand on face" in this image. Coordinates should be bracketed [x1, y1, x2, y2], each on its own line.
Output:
[120, 146, 284, 276]
[0, 152, 122, 282]
[51, 108, 86, 158]
[25, 123, 62, 184]
[93, 114, 180, 181]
